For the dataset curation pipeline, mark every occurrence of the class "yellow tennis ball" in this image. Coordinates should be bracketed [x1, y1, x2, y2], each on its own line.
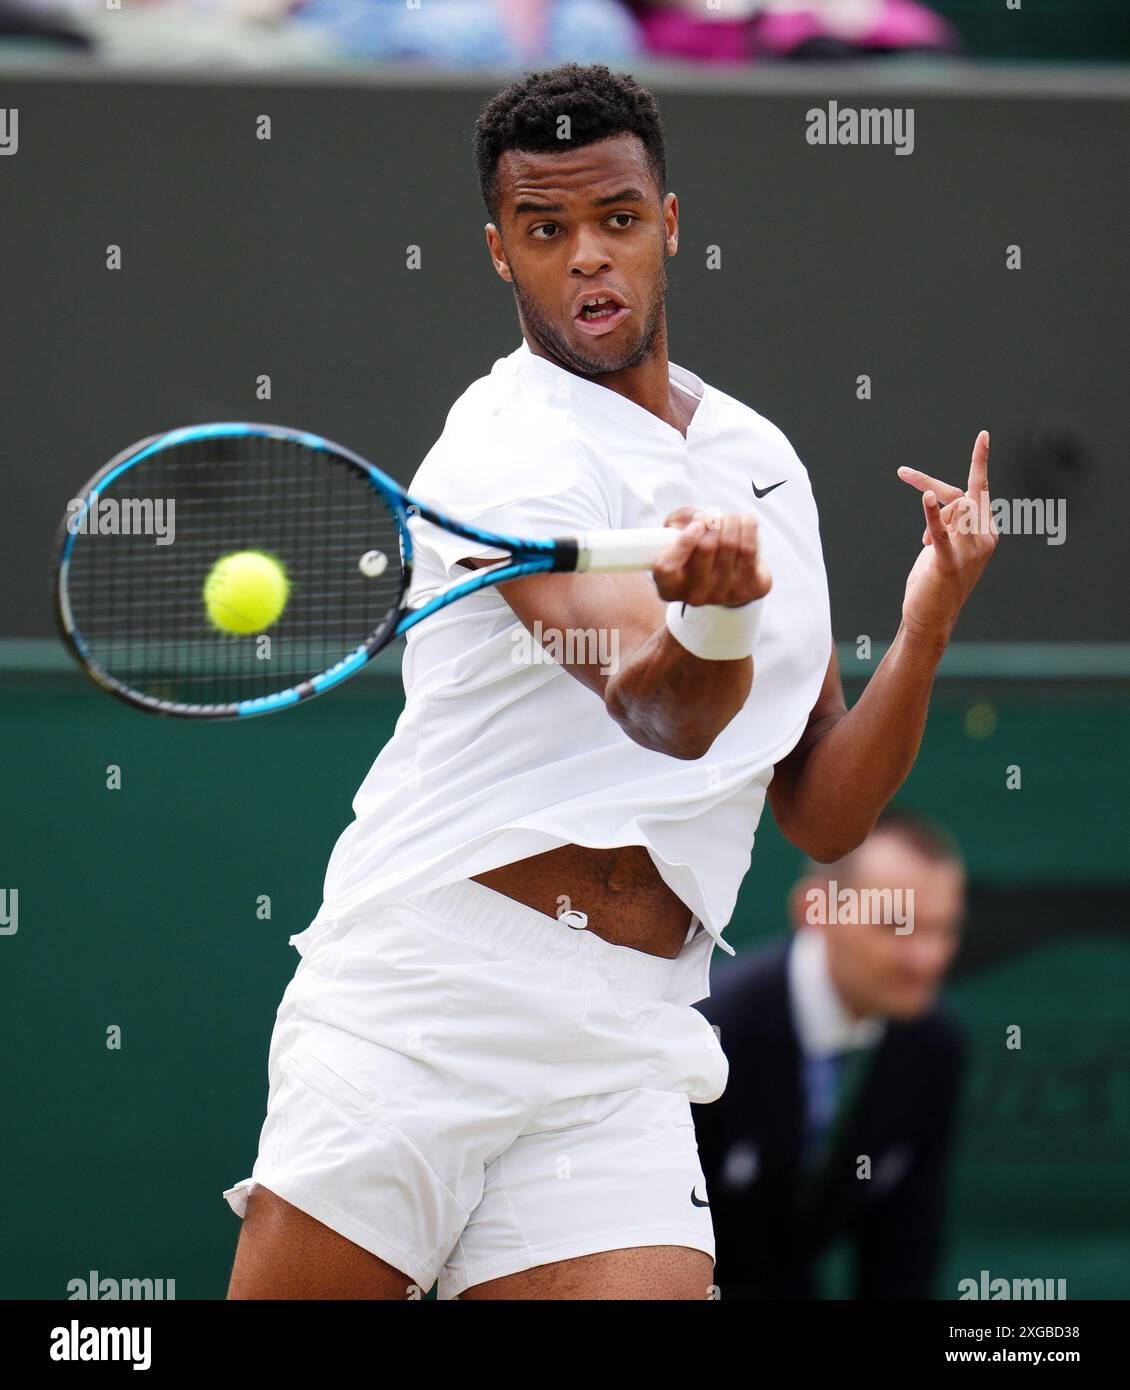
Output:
[203, 550, 290, 635]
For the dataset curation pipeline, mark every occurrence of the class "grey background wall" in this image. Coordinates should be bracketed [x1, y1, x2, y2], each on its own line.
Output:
[0, 67, 1127, 643]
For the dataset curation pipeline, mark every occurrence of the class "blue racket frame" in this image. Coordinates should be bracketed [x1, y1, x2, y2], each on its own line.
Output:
[55, 422, 570, 720]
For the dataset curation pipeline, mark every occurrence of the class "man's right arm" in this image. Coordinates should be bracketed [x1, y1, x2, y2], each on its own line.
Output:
[465, 507, 770, 760]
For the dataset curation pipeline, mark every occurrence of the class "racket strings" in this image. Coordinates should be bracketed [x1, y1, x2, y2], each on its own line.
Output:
[64, 434, 404, 710]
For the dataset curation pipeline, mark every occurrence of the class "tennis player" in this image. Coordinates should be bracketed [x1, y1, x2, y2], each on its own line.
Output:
[224, 63, 996, 1300]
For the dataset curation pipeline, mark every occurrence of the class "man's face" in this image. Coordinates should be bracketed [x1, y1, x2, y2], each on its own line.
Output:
[485, 132, 677, 376]
[804, 834, 966, 1021]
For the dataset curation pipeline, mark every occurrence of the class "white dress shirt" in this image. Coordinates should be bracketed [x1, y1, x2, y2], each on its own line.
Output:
[788, 928, 886, 1057]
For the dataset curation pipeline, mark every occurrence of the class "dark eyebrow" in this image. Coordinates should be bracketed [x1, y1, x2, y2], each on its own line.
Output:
[511, 187, 647, 219]
[591, 187, 646, 207]
[512, 199, 565, 217]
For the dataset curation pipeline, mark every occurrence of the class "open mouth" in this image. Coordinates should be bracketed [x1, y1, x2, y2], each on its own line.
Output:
[574, 294, 629, 337]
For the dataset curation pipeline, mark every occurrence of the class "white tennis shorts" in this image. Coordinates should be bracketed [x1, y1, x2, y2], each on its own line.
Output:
[223, 877, 729, 1298]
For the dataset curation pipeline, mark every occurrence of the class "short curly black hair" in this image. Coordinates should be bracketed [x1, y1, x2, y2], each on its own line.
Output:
[473, 63, 667, 223]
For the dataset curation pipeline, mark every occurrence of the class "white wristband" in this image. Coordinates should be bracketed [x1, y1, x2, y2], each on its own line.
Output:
[665, 598, 765, 661]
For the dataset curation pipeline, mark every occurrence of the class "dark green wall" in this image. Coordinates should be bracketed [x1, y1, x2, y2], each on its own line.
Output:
[1, 670, 1126, 1298]
[933, 1, 1130, 60]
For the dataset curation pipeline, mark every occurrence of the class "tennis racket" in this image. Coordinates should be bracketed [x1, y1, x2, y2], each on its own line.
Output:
[54, 422, 678, 720]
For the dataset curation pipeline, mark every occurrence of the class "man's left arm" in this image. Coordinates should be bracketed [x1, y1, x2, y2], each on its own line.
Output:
[769, 431, 998, 861]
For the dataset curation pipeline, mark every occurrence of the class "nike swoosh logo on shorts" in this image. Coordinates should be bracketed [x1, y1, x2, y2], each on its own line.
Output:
[751, 479, 787, 499]
[690, 1186, 710, 1208]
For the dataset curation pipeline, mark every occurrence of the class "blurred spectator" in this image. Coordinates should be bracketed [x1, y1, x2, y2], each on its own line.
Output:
[693, 807, 968, 1298]
[294, 0, 642, 66]
[754, 0, 959, 57]
[627, 0, 958, 63]
[0, 0, 92, 48]
[2, 0, 340, 66]
[627, 0, 757, 62]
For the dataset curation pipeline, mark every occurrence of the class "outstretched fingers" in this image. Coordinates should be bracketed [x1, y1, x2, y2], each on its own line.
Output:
[922, 490, 956, 565]
[897, 466, 964, 505]
[968, 429, 995, 532]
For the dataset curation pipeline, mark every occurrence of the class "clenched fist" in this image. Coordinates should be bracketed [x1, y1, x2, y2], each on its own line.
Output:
[654, 506, 772, 608]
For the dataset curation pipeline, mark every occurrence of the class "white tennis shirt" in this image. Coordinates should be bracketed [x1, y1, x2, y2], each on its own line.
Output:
[295, 340, 832, 1005]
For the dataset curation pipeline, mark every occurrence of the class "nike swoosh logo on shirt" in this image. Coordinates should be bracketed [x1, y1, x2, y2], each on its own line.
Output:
[751, 479, 787, 499]
[690, 1186, 711, 1208]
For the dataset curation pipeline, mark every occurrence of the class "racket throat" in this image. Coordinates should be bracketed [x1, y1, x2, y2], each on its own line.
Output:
[550, 539, 580, 573]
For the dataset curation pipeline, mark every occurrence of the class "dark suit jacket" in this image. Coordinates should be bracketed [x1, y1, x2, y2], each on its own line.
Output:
[693, 938, 965, 1299]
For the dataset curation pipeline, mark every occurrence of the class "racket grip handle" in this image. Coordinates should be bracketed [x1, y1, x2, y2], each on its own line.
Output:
[575, 527, 683, 574]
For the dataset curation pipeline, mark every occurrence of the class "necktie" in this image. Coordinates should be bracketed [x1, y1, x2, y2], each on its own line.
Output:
[803, 1055, 842, 1164]
[798, 1047, 873, 1207]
